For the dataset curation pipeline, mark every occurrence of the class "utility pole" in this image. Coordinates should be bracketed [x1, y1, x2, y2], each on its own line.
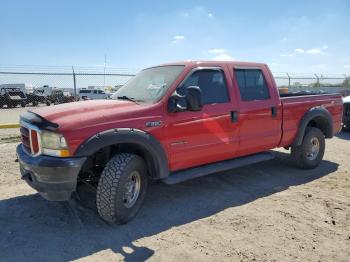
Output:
[286, 73, 291, 88]
[314, 74, 320, 88]
[103, 54, 107, 88]
[72, 66, 77, 100]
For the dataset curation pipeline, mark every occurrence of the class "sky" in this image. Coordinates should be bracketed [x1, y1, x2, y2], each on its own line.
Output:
[0, 0, 350, 75]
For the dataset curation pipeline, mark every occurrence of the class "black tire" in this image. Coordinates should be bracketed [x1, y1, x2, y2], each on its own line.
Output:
[96, 153, 148, 224]
[291, 127, 325, 169]
[46, 101, 51, 106]
[21, 102, 26, 107]
[32, 101, 39, 106]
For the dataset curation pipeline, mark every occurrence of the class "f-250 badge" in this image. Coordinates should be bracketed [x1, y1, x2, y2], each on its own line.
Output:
[145, 121, 163, 127]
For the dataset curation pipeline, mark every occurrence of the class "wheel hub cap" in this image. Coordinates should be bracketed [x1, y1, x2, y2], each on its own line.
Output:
[306, 137, 320, 161]
[123, 171, 141, 208]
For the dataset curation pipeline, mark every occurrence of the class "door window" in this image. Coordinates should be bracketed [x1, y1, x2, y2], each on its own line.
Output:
[234, 69, 270, 101]
[178, 69, 229, 105]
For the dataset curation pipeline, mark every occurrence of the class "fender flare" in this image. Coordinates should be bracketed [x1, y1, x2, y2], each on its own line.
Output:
[74, 128, 169, 179]
[293, 107, 333, 146]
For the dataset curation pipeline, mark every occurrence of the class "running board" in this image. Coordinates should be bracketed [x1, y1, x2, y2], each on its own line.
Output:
[162, 152, 274, 185]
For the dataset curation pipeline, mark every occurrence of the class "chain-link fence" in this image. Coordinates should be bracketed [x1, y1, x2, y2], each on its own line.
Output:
[0, 67, 136, 123]
[0, 67, 349, 124]
[273, 73, 350, 95]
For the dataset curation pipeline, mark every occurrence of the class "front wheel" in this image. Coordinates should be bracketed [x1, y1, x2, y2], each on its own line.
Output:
[96, 153, 148, 224]
[291, 127, 325, 169]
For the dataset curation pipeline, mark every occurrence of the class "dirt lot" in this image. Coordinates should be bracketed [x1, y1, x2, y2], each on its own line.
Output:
[0, 132, 349, 262]
[0, 105, 46, 124]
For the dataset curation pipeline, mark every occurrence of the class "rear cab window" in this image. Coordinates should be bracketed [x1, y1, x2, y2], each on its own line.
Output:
[234, 68, 270, 101]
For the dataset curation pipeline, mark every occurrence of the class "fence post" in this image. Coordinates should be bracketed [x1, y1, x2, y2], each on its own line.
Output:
[286, 73, 291, 88]
[314, 74, 320, 88]
[72, 66, 77, 101]
[344, 74, 350, 88]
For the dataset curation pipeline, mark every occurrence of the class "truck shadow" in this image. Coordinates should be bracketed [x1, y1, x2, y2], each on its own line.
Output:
[336, 130, 350, 140]
[0, 151, 338, 262]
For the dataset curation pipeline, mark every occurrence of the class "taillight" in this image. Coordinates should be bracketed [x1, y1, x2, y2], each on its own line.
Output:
[30, 130, 39, 154]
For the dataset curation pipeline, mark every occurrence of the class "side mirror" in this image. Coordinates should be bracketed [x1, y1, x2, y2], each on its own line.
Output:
[167, 86, 202, 113]
[186, 86, 202, 111]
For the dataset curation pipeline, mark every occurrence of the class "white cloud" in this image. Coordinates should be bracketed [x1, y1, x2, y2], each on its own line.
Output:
[212, 53, 234, 61]
[208, 49, 233, 61]
[322, 46, 328, 49]
[282, 47, 327, 57]
[281, 54, 294, 57]
[295, 48, 323, 54]
[305, 48, 323, 54]
[172, 35, 185, 43]
[208, 13, 213, 17]
[174, 35, 184, 40]
[208, 48, 226, 54]
[344, 65, 350, 68]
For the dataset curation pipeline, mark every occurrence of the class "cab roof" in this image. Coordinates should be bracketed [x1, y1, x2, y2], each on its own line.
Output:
[156, 60, 268, 68]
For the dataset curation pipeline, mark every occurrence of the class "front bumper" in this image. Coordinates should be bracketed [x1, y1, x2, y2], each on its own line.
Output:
[16, 144, 86, 201]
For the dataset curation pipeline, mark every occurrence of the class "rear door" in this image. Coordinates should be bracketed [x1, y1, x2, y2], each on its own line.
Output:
[166, 67, 239, 171]
[231, 66, 282, 156]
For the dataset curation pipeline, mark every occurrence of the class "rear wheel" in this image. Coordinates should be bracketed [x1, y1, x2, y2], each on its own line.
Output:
[291, 127, 325, 169]
[96, 153, 148, 224]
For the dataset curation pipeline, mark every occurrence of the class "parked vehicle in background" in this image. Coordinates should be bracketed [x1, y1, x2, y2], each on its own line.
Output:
[342, 95, 350, 131]
[46, 89, 76, 105]
[26, 90, 47, 106]
[34, 85, 56, 97]
[79, 88, 108, 100]
[17, 61, 343, 224]
[0, 87, 27, 108]
[0, 83, 34, 95]
[62, 91, 76, 103]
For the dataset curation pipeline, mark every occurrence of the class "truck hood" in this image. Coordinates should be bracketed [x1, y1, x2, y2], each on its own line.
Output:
[30, 100, 148, 131]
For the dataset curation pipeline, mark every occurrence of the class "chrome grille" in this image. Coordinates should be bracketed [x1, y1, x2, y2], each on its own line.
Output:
[20, 126, 31, 153]
[20, 121, 41, 156]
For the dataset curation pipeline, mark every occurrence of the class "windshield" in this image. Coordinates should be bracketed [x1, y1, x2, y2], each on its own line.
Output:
[112, 65, 184, 103]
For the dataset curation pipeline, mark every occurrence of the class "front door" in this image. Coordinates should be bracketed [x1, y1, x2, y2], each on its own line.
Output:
[166, 67, 239, 171]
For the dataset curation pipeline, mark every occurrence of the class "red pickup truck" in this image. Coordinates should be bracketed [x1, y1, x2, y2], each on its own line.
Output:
[17, 61, 343, 224]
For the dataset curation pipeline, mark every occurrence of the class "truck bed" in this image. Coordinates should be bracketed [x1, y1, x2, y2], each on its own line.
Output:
[279, 92, 343, 147]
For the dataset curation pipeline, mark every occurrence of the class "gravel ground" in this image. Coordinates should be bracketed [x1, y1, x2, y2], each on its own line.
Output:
[0, 105, 46, 124]
[0, 132, 349, 261]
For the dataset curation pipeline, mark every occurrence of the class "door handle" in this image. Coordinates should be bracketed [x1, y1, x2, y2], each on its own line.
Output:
[231, 111, 239, 123]
[271, 106, 277, 117]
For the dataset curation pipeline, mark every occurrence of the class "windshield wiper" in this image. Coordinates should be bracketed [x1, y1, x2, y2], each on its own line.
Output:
[117, 95, 139, 103]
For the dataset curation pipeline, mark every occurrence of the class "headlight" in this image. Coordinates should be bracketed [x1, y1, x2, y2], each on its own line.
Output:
[41, 131, 70, 157]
